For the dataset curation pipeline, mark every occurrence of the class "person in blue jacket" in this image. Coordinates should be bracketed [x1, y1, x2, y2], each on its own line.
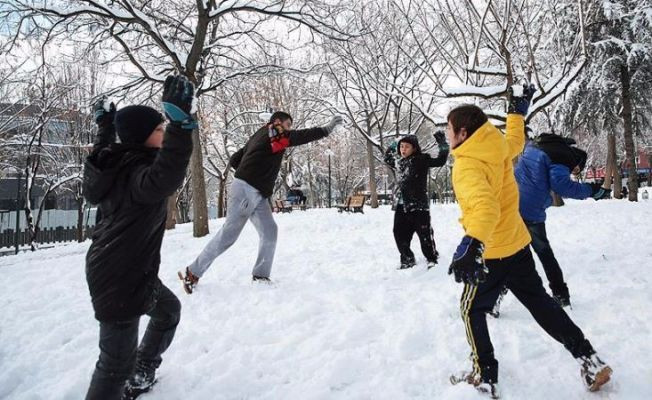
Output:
[512, 133, 611, 308]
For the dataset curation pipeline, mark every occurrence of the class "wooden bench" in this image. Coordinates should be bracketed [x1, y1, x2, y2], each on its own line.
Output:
[274, 199, 293, 213]
[336, 195, 366, 213]
[347, 195, 366, 213]
[335, 196, 351, 213]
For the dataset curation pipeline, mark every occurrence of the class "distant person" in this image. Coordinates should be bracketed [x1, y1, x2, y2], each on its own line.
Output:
[383, 131, 449, 269]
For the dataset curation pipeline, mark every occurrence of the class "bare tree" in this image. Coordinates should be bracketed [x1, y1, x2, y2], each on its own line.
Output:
[2, 0, 356, 236]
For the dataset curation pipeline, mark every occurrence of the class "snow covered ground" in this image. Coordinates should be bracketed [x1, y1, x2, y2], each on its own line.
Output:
[1, 200, 651, 399]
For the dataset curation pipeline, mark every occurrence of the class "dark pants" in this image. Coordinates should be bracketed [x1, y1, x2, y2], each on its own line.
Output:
[460, 247, 594, 383]
[525, 221, 569, 300]
[86, 284, 181, 400]
[392, 206, 438, 264]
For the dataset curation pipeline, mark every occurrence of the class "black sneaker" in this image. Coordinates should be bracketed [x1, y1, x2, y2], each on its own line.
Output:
[123, 367, 157, 400]
[450, 371, 500, 399]
[398, 259, 416, 270]
[252, 275, 273, 284]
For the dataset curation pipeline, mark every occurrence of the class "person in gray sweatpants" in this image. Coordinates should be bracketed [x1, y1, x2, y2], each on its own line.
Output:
[179, 111, 342, 292]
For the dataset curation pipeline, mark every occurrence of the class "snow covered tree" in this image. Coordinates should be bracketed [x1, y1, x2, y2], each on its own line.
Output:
[560, 0, 652, 201]
[2, 0, 356, 236]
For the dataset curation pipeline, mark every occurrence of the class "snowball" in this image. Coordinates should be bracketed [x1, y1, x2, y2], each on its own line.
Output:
[511, 84, 523, 97]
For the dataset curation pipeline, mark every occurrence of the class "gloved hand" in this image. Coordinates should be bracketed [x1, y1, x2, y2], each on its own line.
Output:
[448, 236, 488, 285]
[507, 83, 536, 116]
[324, 115, 343, 134]
[433, 130, 449, 151]
[162, 75, 198, 130]
[388, 140, 398, 152]
[589, 183, 611, 200]
[93, 97, 116, 127]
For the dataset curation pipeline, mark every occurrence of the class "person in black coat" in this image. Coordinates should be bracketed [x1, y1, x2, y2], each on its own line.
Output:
[178, 111, 343, 292]
[384, 131, 449, 269]
[83, 76, 195, 400]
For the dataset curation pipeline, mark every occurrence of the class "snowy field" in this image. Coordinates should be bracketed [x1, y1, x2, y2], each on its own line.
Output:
[1, 200, 651, 400]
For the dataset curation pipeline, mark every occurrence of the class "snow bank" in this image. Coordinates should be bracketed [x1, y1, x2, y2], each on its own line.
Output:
[1, 200, 651, 399]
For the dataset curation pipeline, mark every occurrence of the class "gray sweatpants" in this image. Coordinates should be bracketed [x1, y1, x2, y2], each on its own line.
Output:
[188, 178, 278, 278]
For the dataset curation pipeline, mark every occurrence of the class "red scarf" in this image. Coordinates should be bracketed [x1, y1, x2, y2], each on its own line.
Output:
[268, 124, 290, 153]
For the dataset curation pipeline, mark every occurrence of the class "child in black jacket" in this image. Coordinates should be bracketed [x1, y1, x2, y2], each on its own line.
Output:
[83, 76, 195, 400]
[384, 131, 449, 269]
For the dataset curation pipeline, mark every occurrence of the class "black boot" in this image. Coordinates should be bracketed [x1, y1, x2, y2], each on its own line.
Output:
[122, 361, 157, 400]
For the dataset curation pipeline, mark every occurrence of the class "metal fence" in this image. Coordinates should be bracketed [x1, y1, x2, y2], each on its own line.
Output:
[0, 208, 97, 251]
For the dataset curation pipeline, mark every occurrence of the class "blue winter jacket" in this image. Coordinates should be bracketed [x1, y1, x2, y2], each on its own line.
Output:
[515, 142, 592, 223]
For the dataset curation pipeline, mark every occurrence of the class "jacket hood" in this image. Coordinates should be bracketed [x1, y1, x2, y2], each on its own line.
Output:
[451, 121, 506, 165]
[83, 144, 157, 204]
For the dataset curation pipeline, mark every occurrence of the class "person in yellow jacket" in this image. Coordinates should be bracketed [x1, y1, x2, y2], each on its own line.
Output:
[446, 86, 612, 399]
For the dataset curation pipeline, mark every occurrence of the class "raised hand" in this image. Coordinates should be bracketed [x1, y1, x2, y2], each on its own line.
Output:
[162, 75, 198, 130]
[507, 83, 536, 116]
[93, 97, 116, 127]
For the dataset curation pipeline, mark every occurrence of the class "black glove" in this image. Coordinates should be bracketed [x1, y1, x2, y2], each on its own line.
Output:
[93, 97, 116, 127]
[448, 236, 488, 285]
[433, 130, 449, 150]
[507, 83, 536, 115]
[162, 75, 198, 130]
[589, 183, 611, 200]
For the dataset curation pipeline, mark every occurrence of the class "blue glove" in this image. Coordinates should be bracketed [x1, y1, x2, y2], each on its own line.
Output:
[388, 141, 398, 152]
[507, 83, 536, 116]
[448, 236, 488, 285]
[162, 75, 198, 130]
[589, 183, 611, 200]
[93, 97, 115, 127]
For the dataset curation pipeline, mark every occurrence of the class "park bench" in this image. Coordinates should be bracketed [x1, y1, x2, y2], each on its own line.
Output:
[274, 199, 293, 213]
[336, 195, 366, 213]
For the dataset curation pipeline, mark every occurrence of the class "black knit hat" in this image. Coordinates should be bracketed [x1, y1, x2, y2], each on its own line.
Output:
[398, 135, 421, 153]
[114, 105, 165, 144]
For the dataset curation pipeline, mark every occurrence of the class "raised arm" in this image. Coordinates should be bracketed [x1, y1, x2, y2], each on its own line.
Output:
[288, 115, 343, 147]
[91, 97, 116, 151]
[425, 130, 450, 167]
[505, 83, 536, 159]
[131, 75, 196, 204]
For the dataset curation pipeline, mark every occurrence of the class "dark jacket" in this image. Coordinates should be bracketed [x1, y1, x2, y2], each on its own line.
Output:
[515, 135, 592, 223]
[230, 125, 328, 197]
[384, 135, 449, 212]
[83, 124, 193, 322]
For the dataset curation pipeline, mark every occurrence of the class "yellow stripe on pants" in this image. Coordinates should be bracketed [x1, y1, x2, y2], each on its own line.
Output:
[460, 283, 480, 376]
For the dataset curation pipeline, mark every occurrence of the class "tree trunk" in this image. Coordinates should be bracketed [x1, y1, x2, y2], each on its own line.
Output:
[366, 139, 379, 208]
[647, 152, 652, 187]
[165, 194, 177, 230]
[190, 128, 209, 237]
[604, 132, 617, 193]
[217, 170, 229, 218]
[76, 196, 85, 242]
[620, 64, 638, 202]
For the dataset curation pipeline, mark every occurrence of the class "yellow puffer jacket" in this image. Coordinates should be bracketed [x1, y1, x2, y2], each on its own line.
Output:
[451, 114, 531, 259]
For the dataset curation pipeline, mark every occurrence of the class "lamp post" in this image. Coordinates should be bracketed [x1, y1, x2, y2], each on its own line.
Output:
[325, 148, 334, 208]
[14, 171, 21, 255]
